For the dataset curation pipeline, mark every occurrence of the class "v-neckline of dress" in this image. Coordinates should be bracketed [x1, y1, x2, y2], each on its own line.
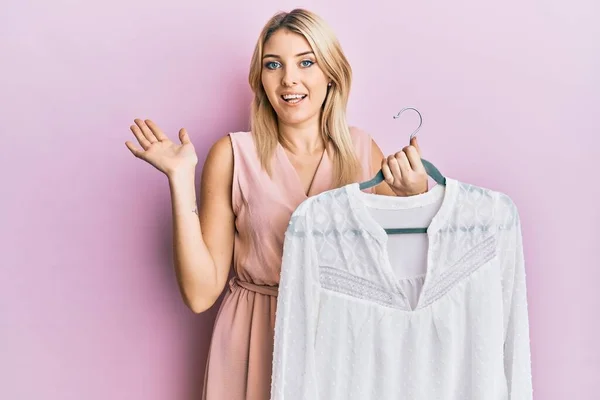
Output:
[277, 140, 331, 198]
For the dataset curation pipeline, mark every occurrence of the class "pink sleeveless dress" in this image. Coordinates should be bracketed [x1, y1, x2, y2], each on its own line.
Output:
[202, 127, 374, 400]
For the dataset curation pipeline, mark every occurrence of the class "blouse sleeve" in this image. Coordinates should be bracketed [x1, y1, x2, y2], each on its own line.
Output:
[271, 207, 321, 400]
[501, 202, 534, 399]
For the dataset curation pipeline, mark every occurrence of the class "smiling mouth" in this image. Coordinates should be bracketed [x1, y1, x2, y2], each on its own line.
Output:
[281, 94, 307, 104]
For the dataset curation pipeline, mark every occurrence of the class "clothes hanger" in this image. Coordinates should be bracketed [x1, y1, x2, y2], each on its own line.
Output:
[358, 107, 446, 234]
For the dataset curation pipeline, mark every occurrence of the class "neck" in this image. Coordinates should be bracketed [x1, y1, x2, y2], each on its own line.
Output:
[278, 118, 324, 156]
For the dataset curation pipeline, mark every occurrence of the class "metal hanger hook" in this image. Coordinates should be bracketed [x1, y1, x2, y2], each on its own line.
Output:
[393, 107, 422, 140]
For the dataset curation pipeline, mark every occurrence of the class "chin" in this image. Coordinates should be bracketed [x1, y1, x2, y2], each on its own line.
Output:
[278, 113, 318, 127]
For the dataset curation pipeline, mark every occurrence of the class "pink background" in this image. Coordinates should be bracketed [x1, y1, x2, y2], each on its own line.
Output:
[1, 0, 598, 399]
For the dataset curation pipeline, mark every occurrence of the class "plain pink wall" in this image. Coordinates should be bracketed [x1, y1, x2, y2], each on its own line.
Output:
[1, 0, 598, 399]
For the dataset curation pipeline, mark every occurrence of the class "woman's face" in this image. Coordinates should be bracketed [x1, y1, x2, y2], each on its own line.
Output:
[261, 29, 330, 129]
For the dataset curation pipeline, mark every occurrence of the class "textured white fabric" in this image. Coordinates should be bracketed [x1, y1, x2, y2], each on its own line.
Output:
[271, 178, 533, 400]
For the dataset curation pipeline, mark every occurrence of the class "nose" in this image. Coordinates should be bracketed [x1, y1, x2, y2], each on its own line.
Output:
[281, 65, 299, 87]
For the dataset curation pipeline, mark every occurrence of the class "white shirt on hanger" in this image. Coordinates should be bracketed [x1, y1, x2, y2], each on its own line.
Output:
[270, 178, 533, 400]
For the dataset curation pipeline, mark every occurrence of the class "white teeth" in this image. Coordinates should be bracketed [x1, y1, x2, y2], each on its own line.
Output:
[282, 94, 306, 100]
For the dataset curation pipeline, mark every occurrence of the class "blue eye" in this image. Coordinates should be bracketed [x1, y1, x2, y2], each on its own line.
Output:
[265, 61, 281, 70]
[300, 60, 314, 67]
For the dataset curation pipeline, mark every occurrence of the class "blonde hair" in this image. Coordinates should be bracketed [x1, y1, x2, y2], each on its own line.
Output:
[248, 8, 362, 188]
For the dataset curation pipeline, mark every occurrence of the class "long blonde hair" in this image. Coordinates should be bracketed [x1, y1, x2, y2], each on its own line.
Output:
[248, 8, 362, 188]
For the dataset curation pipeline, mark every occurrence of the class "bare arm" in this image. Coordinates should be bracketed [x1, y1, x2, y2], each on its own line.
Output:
[169, 135, 235, 313]
[126, 120, 235, 313]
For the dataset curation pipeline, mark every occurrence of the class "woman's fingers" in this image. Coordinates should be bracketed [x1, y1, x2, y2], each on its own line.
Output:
[130, 124, 151, 149]
[382, 146, 423, 189]
[394, 151, 412, 176]
[135, 119, 158, 144]
[410, 136, 421, 155]
[145, 119, 168, 141]
[179, 128, 191, 145]
[125, 141, 144, 158]
[403, 145, 425, 173]
[381, 156, 395, 185]
[383, 153, 406, 186]
[379, 137, 428, 196]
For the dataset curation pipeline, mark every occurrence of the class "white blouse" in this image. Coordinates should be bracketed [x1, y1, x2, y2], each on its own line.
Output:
[270, 178, 533, 400]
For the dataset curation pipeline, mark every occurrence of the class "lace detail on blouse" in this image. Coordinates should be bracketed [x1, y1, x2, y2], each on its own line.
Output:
[319, 266, 398, 308]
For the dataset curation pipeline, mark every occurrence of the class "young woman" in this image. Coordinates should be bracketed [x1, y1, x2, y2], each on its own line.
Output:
[125, 8, 429, 400]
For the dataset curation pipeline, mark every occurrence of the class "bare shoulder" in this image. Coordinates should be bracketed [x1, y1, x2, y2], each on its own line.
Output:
[369, 135, 386, 176]
[207, 134, 233, 162]
[370, 137, 385, 161]
[348, 125, 371, 141]
[202, 134, 234, 188]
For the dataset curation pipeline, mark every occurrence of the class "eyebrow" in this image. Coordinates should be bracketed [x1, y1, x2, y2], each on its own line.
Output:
[262, 51, 314, 59]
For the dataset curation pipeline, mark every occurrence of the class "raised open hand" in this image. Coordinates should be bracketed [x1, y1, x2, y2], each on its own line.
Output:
[125, 119, 198, 177]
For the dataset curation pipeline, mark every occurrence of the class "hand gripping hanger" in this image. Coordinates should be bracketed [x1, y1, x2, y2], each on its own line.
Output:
[358, 107, 446, 234]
